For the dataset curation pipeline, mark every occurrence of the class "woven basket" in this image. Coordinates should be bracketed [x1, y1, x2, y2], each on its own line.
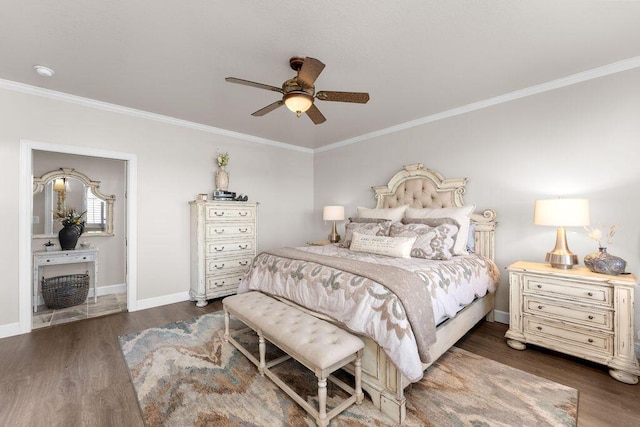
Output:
[41, 273, 90, 309]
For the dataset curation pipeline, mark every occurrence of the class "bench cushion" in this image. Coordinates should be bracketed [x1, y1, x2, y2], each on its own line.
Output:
[223, 292, 364, 371]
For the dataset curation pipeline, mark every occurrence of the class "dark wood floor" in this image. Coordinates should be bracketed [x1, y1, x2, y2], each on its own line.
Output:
[1, 301, 638, 426]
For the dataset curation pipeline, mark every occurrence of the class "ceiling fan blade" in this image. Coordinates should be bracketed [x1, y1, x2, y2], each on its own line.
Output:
[297, 57, 325, 87]
[305, 103, 326, 125]
[316, 91, 370, 103]
[225, 77, 283, 93]
[251, 100, 284, 116]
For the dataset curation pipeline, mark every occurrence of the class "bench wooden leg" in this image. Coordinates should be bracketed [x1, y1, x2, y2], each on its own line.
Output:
[355, 350, 363, 404]
[223, 309, 230, 342]
[258, 334, 266, 376]
[318, 377, 327, 424]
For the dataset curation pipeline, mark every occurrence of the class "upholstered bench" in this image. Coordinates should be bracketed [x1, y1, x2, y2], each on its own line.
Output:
[223, 291, 365, 427]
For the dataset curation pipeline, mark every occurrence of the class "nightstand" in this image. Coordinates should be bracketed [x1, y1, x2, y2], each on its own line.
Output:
[306, 240, 334, 246]
[505, 261, 640, 384]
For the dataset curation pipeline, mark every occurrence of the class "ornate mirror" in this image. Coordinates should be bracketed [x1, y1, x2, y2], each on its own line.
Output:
[33, 167, 115, 238]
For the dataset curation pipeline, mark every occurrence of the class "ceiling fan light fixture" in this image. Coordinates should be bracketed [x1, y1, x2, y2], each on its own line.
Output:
[284, 92, 313, 117]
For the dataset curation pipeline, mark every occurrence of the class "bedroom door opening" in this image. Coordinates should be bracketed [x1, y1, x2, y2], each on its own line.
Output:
[18, 140, 138, 335]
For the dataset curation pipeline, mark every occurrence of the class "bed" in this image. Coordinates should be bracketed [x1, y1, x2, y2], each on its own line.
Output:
[237, 163, 499, 424]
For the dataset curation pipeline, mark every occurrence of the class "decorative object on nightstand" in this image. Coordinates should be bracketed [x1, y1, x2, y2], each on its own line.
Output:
[583, 225, 627, 275]
[505, 261, 640, 384]
[189, 200, 258, 307]
[533, 198, 590, 269]
[323, 205, 344, 243]
[307, 240, 333, 246]
[215, 150, 230, 191]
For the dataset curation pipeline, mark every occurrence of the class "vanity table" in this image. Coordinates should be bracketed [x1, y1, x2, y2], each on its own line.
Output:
[33, 248, 98, 312]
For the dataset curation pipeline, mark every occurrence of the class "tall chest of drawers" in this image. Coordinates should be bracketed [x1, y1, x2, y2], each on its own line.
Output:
[189, 200, 258, 307]
[505, 261, 640, 384]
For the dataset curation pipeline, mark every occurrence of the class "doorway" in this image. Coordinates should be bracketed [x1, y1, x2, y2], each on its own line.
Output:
[18, 140, 138, 334]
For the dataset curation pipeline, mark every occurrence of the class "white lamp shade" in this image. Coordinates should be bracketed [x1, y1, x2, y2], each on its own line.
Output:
[323, 205, 345, 221]
[534, 198, 590, 227]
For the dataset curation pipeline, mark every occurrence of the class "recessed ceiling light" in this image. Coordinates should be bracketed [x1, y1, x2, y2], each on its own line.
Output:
[34, 65, 55, 77]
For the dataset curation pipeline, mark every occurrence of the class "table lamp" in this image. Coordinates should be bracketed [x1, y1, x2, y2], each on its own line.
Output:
[323, 205, 345, 243]
[534, 198, 590, 269]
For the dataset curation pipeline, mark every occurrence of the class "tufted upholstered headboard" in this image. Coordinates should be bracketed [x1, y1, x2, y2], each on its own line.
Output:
[371, 163, 497, 260]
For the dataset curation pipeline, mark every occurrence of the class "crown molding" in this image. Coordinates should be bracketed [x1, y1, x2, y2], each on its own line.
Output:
[0, 78, 313, 154]
[315, 55, 640, 153]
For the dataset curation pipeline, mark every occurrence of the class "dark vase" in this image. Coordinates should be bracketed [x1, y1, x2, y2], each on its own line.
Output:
[584, 247, 626, 276]
[58, 224, 82, 250]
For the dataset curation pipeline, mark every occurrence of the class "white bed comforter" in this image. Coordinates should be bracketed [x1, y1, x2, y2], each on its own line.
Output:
[237, 244, 499, 382]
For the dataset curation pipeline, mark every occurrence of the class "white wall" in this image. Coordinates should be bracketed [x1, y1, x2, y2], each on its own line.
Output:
[0, 86, 314, 331]
[313, 68, 640, 337]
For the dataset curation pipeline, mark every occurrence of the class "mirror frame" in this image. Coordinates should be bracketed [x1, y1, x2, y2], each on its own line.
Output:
[33, 167, 116, 238]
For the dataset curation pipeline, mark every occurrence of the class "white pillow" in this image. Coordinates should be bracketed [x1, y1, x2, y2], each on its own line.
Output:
[357, 205, 407, 221]
[349, 232, 416, 258]
[404, 205, 475, 255]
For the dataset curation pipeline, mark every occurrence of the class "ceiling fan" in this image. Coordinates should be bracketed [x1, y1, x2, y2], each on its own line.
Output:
[225, 57, 370, 124]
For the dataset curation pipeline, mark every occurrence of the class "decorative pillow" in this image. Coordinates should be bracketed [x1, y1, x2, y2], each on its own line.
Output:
[356, 205, 407, 222]
[390, 222, 459, 260]
[349, 232, 416, 258]
[341, 221, 392, 248]
[467, 223, 476, 253]
[404, 205, 475, 255]
[348, 217, 392, 224]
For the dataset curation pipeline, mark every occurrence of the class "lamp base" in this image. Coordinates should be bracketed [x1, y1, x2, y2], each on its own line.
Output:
[328, 221, 341, 243]
[545, 252, 578, 269]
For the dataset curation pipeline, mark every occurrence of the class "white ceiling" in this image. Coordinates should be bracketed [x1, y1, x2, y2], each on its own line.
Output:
[1, 1, 639, 150]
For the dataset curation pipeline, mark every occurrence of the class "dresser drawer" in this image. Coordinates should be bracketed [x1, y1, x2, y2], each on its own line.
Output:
[524, 316, 613, 355]
[205, 206, 255, 221]
[205, 256, 253, 275]
[206, 272, 245, 292]
[523, 296, 613, 330]
[523, 275, 612, 307]
[205, 223, 255, 240]
[205, 239, 254, 256]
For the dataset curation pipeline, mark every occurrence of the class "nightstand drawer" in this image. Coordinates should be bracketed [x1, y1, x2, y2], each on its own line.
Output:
[524, 316, 613, 355]
[523, 275, 612, 307]
[205, 223, 255, 239]
[524, 296, 613, 330]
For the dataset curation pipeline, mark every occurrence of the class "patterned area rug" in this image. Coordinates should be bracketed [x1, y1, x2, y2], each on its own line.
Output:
[119, 312, 578, 426]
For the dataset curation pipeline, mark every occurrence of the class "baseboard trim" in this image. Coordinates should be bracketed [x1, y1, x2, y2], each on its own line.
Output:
[135, 291, 191, 311]
[493, 309, 509, 325]
[0, 322, 23, 339]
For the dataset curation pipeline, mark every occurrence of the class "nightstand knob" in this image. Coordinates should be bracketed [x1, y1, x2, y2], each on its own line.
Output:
[214, 264, 225, 269]
[588, 315, 594, 320]
[536, 326, 542, 330]
[537, 284, 542, 288]
[587, 292, 593, 297]
[537, 305, 543, 310]
[588, 338, 594, 343]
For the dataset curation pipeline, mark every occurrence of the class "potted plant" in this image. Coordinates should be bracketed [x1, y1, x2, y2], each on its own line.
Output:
[43, 240, 56, 252]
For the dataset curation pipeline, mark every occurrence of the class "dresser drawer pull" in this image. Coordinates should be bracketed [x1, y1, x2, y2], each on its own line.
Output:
[214, 211, 225, 216]
[588, 315, 594, 320]
[239, 211, 248, 217]
[214, 281, 225, 286]
[82, 257, 86, 260]
[214, 264, 225, 269]
[536, 284, 542, 288]
[239, 228, 248, 233]
[239, 261, 248, 266]
[238, 244, 248, 249]
[588, 338, 594, 343]
[537, 305, 543, 310]
[214, 229, 224, 234]
[536, 326, 542, 331]
[587, 292, 593, 297]
[214, 246, 225, 252]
